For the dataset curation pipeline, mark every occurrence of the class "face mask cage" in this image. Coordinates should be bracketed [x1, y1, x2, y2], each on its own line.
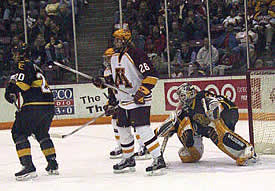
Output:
[176, 83, 196, 105]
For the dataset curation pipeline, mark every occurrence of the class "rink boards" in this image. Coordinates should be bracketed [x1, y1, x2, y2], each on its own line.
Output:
[0, 75, 255, 129]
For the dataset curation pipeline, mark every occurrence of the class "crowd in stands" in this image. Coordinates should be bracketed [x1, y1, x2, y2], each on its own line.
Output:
[0, 0, 274, 85]
[112, 0, 274, 77]
[0, 0, 87, 84]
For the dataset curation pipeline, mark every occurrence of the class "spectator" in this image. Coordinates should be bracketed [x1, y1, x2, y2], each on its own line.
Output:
[145, 25, 166, 56]
[223, 9, 243, 30]
[171, 41, 197, 77]
[233, 26, 258, 72]
[182, 10, 205, 40]
[196, 37, 219, 75]
[31, 33, 46, 66]
[253, 1, 274, 54]
[169, 20, 185, 48]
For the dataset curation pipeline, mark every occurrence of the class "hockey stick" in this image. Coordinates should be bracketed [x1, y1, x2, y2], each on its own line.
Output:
[160, 136, 169, 154]
[50, 112, 105, 139]
[53, 61, 133, 97]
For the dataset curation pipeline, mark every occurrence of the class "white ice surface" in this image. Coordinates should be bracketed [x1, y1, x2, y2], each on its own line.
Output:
[1, 120, 275, 191]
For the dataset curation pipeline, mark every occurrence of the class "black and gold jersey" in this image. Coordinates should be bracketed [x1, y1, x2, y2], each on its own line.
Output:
[13, 59, 54, 107]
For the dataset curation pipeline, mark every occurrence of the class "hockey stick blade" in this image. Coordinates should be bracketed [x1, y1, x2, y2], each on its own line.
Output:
[50, 113, 105, 139]
[53, 61, 133, 97]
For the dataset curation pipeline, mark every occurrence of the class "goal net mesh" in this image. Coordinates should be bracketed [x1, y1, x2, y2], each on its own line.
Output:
[248, 69, 275, 154]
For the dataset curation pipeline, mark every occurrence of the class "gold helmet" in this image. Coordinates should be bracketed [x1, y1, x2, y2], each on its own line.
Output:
[112, 29, 132, 41]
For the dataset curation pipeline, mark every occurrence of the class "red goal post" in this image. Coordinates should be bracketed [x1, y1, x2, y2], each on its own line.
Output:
[246, 68, 275, 154]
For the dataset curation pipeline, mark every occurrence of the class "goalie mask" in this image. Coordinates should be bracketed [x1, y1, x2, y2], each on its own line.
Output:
[103, 48, 115, 67]
[112, 29, 132, 52]
[176, 83, 196, 106]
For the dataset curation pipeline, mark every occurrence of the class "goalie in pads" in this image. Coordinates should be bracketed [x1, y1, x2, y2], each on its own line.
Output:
[156, 83, 257, 166]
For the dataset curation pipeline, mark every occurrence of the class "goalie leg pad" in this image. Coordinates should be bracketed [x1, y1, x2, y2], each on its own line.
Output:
[209, 119, 254, 163]
[178, 135, 204, 163]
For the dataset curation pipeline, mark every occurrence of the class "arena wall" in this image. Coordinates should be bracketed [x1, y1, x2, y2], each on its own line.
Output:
[0, 76, 249, 130]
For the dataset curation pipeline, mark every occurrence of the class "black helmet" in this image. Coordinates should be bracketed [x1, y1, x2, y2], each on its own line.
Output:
[18, 43, 30, 59]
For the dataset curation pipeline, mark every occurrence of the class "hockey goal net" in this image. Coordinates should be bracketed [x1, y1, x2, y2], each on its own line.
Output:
[247, 68, 275, 154]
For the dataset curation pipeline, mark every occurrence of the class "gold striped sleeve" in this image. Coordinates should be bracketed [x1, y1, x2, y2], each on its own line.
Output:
[142, 76, 158, 86]
[16, 81, 30, 91]
[31, 80, 43, 87]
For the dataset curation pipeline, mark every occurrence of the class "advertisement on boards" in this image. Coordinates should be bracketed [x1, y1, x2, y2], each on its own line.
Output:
[164, 79, 248, 111]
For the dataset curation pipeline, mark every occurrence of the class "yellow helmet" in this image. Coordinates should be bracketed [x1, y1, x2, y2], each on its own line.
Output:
[103, 48, 115, 57]
[112, 29, 132, 41]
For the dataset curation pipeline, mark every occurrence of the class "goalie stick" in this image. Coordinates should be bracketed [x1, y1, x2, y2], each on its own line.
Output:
[50, 113, 105, 139]
[53, 61, 133, 97]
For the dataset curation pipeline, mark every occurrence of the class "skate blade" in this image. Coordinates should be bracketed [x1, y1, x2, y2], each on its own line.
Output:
[16, 172, 38, 181]
[47, 170, 59, 175]
[135, 154, 152, 160]
[113, 167, 136, 174]
[110, 154, 123, 159]
[146, 168, 167, 176]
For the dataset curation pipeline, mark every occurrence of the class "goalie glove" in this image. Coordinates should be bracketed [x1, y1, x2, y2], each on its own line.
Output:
[202, 97, 221, 121]
[92, 77, 106, 89]
[193, 113, 211, 127]
[134, 86, 150, 104]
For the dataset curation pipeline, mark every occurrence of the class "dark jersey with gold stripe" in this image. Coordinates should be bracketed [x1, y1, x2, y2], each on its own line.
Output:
[13, 60, 54, 106]
[189, 90, 237, 117]
[175, 90, 238, 134]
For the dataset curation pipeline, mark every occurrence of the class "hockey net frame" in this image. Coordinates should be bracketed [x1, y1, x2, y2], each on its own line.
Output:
[246, 68, 275, 154]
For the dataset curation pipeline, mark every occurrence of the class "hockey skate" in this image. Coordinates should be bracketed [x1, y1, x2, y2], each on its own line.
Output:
[15, 164, 38, 181]
[236, 146, 258, 166]
[113, 156, 136, 174]
[134, 146, 152, 160]
[46, 159, 59, 175]
[110, 147, 122, 159]
[146, 154, 166, 176]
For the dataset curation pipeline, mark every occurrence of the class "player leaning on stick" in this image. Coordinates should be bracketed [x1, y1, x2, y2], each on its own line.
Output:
[156, 83, 257, 166]
[99, 48, 151, 160]
[4, 44, 59, 181]
[93, 29, 166, 175]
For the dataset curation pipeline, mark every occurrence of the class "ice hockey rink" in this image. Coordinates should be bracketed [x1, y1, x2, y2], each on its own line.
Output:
[1, 120, 275, 191]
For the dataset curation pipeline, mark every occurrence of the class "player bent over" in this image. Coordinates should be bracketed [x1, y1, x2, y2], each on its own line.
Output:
[156, 83, 257, 166]
[4, 44, 59, 181]
[96, 48, 151, 160]
[93, 29, 165, 175]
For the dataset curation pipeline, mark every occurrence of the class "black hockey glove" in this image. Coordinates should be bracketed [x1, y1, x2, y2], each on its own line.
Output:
[134, 86, 150, 104]
[5, 92, 17, 104]
[5, 82, 18, 104]
[92, 77, 106, 89]
[103, 104, 118, 116]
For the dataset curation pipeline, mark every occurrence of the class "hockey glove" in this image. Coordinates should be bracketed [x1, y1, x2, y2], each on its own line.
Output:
[184, 129, 194, 147]
[134, 86, 150, 104]
[193, 113, 211, 127]
[5, 82, 18, 104]
[103, 104, 118, 116]
[5, 92, 17, 104]
[92, 77, 106, 89]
